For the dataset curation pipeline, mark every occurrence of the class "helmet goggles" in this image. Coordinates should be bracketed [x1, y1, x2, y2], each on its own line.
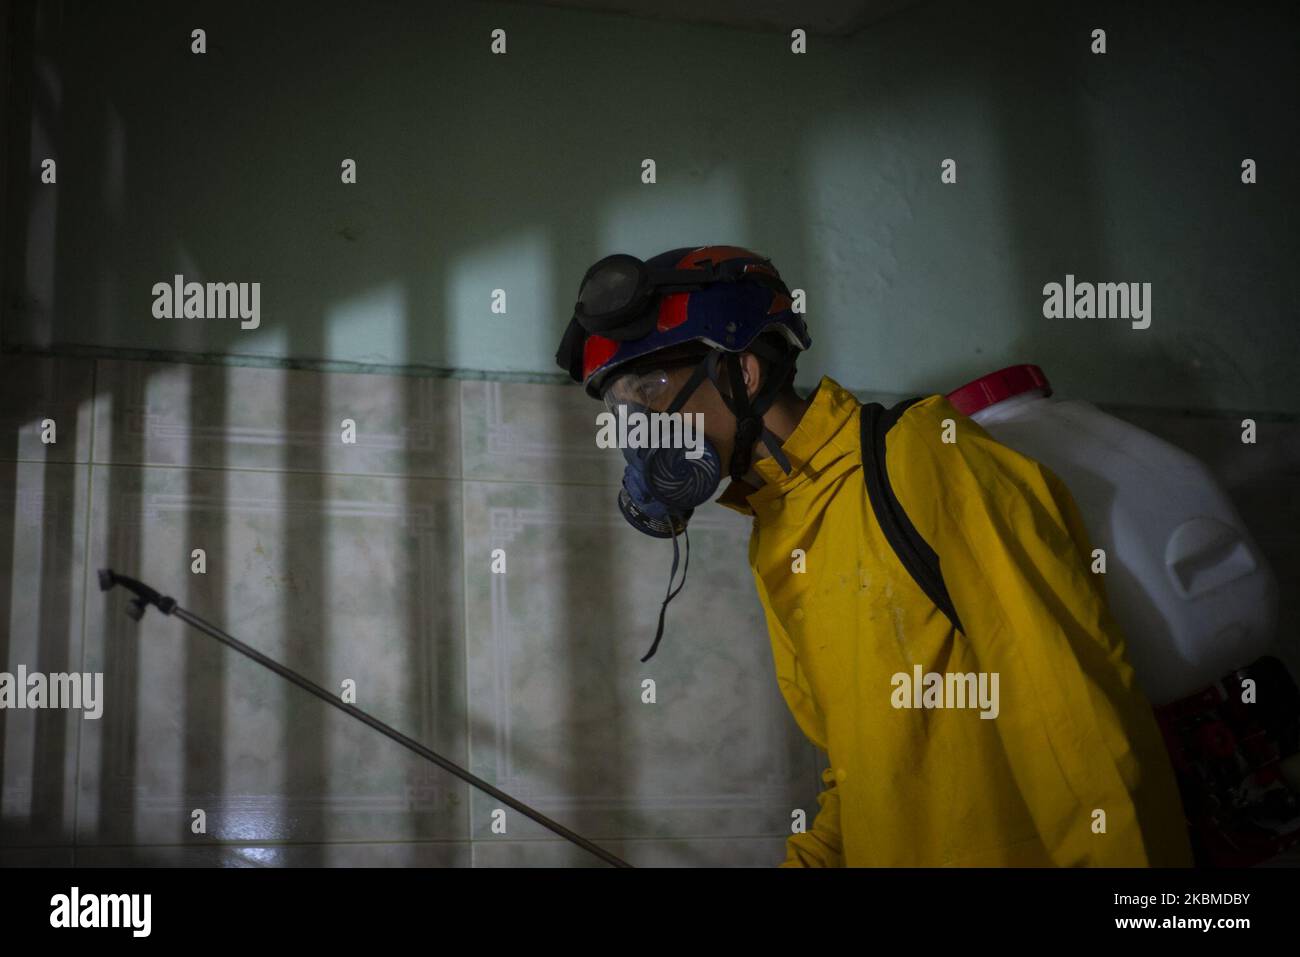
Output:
[574, 252, 790, 342]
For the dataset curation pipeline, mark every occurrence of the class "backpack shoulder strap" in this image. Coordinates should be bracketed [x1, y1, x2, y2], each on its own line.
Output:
[859, 398, 965, 635]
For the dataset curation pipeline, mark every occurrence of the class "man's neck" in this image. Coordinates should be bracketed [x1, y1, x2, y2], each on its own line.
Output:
[738, 386, 816, 489]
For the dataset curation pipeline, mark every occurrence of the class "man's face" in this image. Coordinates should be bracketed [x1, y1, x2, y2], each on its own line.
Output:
[607, 353, 765, 478]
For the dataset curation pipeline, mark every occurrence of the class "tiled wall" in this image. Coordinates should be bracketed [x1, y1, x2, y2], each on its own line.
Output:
[0, 355, 815, 867]
[2, 355, 1297, 867]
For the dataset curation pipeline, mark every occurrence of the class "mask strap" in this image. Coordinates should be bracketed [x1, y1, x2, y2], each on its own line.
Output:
[639, 525, 690, 662]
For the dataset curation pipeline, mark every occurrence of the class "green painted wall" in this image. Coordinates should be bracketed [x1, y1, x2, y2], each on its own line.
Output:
[5, 0, 1296, 412]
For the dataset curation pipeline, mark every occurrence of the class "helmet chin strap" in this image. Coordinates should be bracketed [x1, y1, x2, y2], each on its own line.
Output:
[710, 350, 796, 481]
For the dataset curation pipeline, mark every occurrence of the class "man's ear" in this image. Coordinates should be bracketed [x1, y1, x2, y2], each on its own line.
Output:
[740, 352, 764, 401]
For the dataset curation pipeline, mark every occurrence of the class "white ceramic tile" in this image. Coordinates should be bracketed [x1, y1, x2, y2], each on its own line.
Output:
[77, 464, 468, 845]
[0, 355, 95, 462]
[471, 836, 790, 868]
[0, 846, 75, 867]
[75, 842, 471, 867]
[460, 378, 623, 485]
[461, 479, 819, 844]
[0, 462, 88, 847]
[93, 359, 460, 477]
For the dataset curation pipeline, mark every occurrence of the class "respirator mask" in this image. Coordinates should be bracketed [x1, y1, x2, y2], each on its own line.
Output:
[604, 356, 723, 539]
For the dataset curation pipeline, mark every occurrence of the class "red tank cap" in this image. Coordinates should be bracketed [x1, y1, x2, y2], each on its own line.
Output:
[946, 364, 1052, 416]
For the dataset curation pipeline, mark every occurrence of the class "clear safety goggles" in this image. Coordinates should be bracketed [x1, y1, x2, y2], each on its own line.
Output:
[600, 354, 717, 415]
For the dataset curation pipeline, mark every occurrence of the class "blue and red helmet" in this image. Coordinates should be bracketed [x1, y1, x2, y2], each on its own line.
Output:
[556, 245, 811, 399]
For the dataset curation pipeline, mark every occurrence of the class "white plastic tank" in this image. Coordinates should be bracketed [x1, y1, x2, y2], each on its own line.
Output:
[946, 364, 1279, 706]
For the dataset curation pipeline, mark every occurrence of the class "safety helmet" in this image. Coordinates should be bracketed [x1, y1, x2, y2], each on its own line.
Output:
[555, 245, 811, 400]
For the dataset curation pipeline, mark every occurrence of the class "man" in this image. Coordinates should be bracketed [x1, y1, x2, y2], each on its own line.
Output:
[555, 245, 1193, 867]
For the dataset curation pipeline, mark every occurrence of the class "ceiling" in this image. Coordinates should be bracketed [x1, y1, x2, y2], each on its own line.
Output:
[487, 0, 930, 37]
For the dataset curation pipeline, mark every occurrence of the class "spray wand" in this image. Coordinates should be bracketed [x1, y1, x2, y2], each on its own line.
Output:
[98, 568, 631, 869]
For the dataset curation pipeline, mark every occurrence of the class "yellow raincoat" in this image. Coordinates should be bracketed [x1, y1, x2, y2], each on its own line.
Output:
[718, 376, 1193, 867]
